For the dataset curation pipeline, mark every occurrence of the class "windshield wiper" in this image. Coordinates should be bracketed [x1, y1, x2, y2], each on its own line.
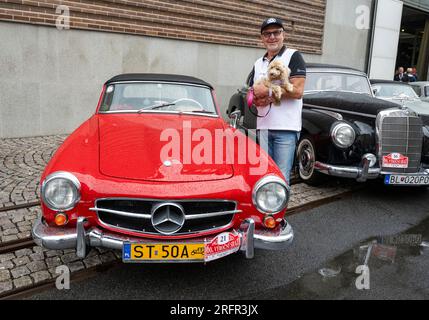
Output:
[187, 110, 215, 114]
[137, 103, 176, 113]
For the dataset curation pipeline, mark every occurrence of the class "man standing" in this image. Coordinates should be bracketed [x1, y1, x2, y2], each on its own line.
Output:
[394, 67, 409, 82]
[249, 17, 306, 184]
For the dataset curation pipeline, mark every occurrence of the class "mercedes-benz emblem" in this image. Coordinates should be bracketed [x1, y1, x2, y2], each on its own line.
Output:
[151, 202, 185, 235]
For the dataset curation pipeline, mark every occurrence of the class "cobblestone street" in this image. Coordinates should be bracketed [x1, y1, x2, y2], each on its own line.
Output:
[0, 134, 358, 297]
[0, 136, 67, 208]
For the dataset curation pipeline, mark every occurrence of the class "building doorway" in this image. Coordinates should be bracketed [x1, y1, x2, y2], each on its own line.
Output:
[395, 6, 429, 81]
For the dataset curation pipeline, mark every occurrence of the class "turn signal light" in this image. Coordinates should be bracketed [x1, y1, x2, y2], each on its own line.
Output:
[54, 213, 68, 226]
[263, 216, 276, 229]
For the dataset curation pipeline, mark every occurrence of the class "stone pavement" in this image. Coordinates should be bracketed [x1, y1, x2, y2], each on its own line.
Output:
[0, 135, 67, 208]
[0, 207, 40, 243]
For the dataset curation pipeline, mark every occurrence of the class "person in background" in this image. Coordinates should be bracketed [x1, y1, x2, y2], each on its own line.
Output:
[412, 67, 419, 81]
[407, 68, 416, 82]
[394, 67, 409, 82]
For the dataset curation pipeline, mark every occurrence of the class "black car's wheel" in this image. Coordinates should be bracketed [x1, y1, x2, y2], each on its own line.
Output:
[297, 135, 325, 185]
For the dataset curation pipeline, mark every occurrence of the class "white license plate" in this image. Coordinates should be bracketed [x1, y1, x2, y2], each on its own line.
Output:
[384, 174, 429, 185]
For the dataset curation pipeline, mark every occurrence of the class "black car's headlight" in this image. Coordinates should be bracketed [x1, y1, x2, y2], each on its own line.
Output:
[331, 122, 356, 148]
[252, 176, 289, 214]
[41, 172, 81, 211]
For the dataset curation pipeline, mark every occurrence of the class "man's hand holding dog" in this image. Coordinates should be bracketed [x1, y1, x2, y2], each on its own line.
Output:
[253, 84, 273, 107]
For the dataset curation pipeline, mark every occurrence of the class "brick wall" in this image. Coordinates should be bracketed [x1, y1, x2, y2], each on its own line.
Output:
[0, 0, 325, 54]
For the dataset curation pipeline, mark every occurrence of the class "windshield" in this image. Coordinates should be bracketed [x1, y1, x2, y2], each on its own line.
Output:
[99, 82, 217, 114]
[305, 72, 372, 95]
[372, 84, 419, 99]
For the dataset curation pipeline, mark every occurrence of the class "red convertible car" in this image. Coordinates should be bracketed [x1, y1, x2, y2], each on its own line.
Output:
[32, 74, 294, 263]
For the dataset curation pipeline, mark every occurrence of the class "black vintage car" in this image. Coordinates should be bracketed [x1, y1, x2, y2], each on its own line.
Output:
[227, 63, 429, 186]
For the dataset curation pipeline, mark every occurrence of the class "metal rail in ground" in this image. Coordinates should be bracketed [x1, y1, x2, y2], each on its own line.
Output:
[0, 201, 40, 213]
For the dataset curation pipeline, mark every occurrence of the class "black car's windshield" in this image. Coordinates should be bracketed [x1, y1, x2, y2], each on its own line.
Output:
[99, 82, 217, 114]
[305, 72, 372, 95]
[372, 83, 419, 100]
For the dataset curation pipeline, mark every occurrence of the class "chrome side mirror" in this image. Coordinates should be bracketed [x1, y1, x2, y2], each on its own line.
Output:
[229, 109, 241, 129]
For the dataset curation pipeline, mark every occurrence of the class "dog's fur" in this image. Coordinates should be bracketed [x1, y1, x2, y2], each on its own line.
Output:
[255, 60, 294, 105]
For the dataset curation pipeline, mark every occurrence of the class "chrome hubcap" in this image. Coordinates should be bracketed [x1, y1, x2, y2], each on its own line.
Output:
[298, 140, 315, 178]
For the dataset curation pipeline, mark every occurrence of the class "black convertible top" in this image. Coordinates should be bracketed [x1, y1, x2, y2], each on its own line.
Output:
[105, 73, 213, 89]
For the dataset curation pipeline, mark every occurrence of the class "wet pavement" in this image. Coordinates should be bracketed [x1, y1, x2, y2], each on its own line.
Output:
[243, 217, 429, 300]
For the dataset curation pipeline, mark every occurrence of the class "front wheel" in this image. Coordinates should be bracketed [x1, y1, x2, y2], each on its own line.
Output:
[296, 135, 325, 186]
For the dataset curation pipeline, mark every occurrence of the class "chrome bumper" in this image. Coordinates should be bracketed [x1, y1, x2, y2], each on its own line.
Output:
[315, 159, 429, 183]
[32, 217, 294, 260]
[315, 161, 381, 182]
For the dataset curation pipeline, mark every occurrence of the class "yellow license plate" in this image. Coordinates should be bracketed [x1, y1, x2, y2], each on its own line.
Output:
[123, 243, 205, 262]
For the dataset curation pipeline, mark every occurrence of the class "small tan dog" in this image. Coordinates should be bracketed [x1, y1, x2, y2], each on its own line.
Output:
[256, 60, 294, 105]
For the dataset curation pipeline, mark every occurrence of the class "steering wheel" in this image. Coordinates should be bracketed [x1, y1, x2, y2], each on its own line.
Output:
[172, 98, 204, 111]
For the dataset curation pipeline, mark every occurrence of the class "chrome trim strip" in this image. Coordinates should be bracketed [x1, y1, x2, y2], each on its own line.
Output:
[185, 210, 242, 220]
[98, 110, 219, 118]
[305, 104, 377, 119]
[306, 69, 367, 76]
[106, 81, 211, 89]
[310, 109, 343, 120]
[89, 207, 151, 219]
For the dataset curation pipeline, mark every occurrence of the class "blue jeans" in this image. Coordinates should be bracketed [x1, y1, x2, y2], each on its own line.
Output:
[258, 130, 300, 184]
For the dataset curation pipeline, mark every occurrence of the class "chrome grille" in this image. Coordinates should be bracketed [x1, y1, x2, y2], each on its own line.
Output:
[378, 111, 423, 173]
[91, 199, 239, 236]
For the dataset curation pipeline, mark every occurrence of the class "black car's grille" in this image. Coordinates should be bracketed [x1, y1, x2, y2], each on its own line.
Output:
[94, 199, 237, 236]
[380, 115, 423, 173]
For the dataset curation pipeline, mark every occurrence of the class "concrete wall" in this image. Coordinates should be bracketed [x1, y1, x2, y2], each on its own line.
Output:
[0, 0, 372, 138]
[305, 0, 372, 71]
[368, 0, 403, 80]
[0, 21, 265, 138]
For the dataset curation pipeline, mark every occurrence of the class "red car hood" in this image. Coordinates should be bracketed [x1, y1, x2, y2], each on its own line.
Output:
[98, 114, 234, 182]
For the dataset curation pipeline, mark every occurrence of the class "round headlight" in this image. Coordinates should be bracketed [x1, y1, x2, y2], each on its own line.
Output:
[253, 176, 289, 214]
[41, 172, 80, 211]
[331, 123, 356, 148]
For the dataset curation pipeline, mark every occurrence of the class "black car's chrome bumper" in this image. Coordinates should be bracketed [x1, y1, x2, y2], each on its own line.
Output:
[32, 216, 294, 261]
[315, 159, 429, 182]
[315, 162, 381, 181]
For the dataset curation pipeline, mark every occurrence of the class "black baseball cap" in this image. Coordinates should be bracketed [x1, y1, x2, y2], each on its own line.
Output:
[261, 17, 285, 33]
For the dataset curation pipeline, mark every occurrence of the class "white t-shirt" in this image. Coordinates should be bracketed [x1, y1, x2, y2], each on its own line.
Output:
[253, 48, 303, 131]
